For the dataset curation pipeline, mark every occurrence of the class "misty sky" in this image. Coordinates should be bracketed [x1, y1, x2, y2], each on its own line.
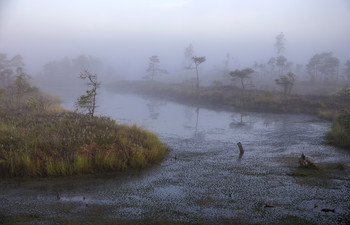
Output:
[0, 0, 349, 76]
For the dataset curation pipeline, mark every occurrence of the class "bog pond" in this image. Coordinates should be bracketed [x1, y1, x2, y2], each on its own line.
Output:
[1, 89, 349, 224]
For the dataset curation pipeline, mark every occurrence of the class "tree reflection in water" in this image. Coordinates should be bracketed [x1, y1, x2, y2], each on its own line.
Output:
[229, 112, 253, 130]
[146, 99, 166, 120]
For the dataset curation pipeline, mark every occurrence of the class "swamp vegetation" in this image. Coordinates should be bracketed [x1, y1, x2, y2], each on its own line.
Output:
[326, 110, 350, 148]
[110, 80, 350, 149]
[0, 55, 348, 223]
[110, 81, 349, 115]
[1, 94, 349, 224]
[0, 71, 167, 178]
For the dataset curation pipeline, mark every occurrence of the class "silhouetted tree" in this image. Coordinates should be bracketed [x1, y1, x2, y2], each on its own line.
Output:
[275, 72, 296, 95]
[75, 70, 100, 117]
[0, 53, 25, 88]
[13, 68, 32, 100]
[183, 44, 206, 89]
[272, 32, 289, 76]
[184, 43, 194, 70]
[39, 55, 105, 91]
[192, 56, 206, 89]
[143, 55, 168, 80]
[306, 53, 321, 81]
[306, 52, 339, 81]
[229, 68, 255, 89]
[252, 61, 267, 78]
[318, 52, 339, 80]
[276, 55, 287, 76]
[223, 53, 235, 75]
[267, 57, 276, 75]
[223, 53, 231, 69]
[274, 32, 285, 55]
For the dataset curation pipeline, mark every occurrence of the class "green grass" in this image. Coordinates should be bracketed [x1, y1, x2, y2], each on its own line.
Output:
[0, 87, 168, 177]
[0, 109, 168, 177]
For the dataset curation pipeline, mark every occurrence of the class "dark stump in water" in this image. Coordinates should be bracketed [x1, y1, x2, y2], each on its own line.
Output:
[298, 153, 318, 170]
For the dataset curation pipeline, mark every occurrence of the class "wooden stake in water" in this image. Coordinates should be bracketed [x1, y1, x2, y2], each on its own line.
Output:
[237, 142, 244, 154]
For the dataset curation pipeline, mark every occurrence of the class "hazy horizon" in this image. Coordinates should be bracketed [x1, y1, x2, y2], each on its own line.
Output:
[1, 0, 349, 79]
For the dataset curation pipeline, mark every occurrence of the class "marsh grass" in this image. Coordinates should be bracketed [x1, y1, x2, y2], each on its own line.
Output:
[110, 81, 349, 115]
[326, 124, 350, 147]
[0, 108, 168, 177]
[286, 158, 349, 189]
[111, 81, 350, 150]
[326, 110, 350, 149]
[318, 110, 339, 120]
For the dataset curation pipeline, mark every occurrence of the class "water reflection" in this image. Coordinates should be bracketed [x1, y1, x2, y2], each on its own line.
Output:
[237, 142, 244, 162]
[263, 117, 274, 128]
[192, 107, 205, 140]
[194, 107, 199, 135]
[229, 112, 253, 130]
[238, 151, 244, 162]
[146, 99, 166, 120]
[2, 92, 348, 224]
[183, 106, 206, 140]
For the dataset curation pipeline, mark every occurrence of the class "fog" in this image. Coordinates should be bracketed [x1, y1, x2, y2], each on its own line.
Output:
[1, 2, 350, 223]
[1, 0, 350, 85]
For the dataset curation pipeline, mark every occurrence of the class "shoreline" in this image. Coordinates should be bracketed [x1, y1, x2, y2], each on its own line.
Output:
[107, 80, 349, 118]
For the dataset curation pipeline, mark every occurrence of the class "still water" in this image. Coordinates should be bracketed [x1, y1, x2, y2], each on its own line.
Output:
[1, 89, 349, 224]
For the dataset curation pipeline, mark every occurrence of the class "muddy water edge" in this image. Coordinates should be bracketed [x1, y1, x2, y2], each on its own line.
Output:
[0, 91, 349, 224]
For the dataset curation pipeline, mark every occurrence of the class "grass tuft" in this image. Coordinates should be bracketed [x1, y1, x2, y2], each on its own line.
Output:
[0, 110, 168, 177]
[326, 110, 350, 149]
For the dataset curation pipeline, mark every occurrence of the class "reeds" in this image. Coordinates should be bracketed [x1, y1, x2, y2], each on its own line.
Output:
[0, 109, 167, 177]
[326, 110, 350, 149]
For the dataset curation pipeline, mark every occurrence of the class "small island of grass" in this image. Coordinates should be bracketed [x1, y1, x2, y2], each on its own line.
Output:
[0, 109, 167, 177]
[0, 60, 167, 178]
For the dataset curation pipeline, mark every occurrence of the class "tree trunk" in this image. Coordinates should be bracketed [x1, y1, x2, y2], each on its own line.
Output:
[240, 78, 245, 89]
[91, 88, 96, 117]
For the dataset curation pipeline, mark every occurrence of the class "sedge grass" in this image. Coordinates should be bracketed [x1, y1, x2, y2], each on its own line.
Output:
[326, 110, 350, 149]
[0, 108, 168, 177]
